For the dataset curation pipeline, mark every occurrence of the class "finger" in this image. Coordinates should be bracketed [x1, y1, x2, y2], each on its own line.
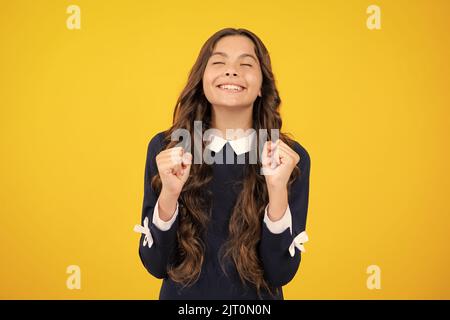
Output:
[158, 155, 183, 175]
[180, 154, 193, 181]
[159, 154, 183, 167]
[265, 142, 277, 167]
[277, 148, 292, 166]
[167, 151, 184, 166]
[269, 139, 280, 156]
[158, 147, 184, 160]
[173, 152, 191, 177]
[159, 162, 177, 175]
[270, 141, 281, 167]
[268, 139, 280, 151]
[278, 147, 299, 167]
[276, 143, 295, 159]
[171, 163, 185, 178]
[181, 152, 192, 167]
[261, 141, 272, 166]
[169, 148, 185, 165]
[277, 140, 298, 159]
[277, 142, 300, 164]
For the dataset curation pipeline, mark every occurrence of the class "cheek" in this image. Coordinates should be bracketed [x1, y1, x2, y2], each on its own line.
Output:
[203, 69, 216, 88]
[202, 69, 218, 99]
[202, 72, 212, 91]
[246, 72, 262, 91]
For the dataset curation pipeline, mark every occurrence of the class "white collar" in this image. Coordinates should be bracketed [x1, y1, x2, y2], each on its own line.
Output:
[205, 130, 256, 155]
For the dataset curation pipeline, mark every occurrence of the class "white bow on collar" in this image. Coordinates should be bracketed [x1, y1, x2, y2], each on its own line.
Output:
[134, 217, 153, 248]
[289, 231, 309, 257]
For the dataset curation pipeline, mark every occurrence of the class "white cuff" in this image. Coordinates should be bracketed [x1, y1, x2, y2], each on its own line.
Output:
[152, 197, 179, 231]
[263, 204, 292, 234]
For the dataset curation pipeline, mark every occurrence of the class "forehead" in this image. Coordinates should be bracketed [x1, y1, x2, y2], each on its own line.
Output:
[212, 35, 256, 57]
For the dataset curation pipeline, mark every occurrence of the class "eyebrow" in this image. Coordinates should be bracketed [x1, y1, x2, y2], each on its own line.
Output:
[210, 51, 258, 63]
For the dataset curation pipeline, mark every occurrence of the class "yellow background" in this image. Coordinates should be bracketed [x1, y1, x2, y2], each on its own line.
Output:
[1, 0, 449, 299]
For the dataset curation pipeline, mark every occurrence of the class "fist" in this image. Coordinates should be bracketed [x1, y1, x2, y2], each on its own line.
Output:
[261, 139, 300, 189]
[156, 146, 192, 196]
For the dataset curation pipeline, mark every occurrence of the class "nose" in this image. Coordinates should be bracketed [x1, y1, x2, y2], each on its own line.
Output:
[225, 64, 238, 77]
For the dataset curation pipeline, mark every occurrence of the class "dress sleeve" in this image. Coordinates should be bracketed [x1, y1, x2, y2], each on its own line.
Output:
[258, 142, 311, 287]
[134, 132, 180, 279]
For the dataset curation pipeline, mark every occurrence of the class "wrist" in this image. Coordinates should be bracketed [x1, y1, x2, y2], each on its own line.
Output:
[158, 188, 180, 221]
[267, 183, 288, 195]
[267, 184, 288, 219]
[160, 187, 180, 200]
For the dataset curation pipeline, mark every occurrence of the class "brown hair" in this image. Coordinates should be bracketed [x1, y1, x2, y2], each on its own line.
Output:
[151, 27, 300, 299]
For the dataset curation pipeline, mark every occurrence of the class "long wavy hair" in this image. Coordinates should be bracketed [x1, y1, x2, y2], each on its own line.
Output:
[151, 27, 300, 299]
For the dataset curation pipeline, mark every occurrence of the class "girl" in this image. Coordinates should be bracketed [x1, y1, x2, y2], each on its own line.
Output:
[134, 28, 311, 300]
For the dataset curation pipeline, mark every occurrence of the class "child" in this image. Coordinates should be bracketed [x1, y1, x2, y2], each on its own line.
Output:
[134, 27, 311, 300]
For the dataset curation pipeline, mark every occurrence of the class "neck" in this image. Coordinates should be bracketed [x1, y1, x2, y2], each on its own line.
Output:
[210, 104, 253, 140]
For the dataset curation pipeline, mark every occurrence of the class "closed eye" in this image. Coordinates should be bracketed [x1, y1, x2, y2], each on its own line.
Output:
[212, 62, 224, 65]
[241, 64, 252, 67]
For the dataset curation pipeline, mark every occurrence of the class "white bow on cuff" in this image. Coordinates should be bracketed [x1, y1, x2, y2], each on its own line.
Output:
[289, 231, 309, 257]
[134, 217, 153, 248]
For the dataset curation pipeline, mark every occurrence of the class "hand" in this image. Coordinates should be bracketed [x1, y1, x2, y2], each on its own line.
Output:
[156, 146, 192, 197]
[261, 139, 300, 190]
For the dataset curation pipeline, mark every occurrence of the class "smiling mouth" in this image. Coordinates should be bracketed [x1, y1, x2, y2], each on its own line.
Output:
[216, 84, 246, 93]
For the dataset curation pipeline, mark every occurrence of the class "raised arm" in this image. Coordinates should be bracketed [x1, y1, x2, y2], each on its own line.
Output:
[135, 132, 192, 279]
[259, 139, 311, 287]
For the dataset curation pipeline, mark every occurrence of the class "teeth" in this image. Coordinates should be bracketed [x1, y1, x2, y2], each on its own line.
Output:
[219, 84, 243, 91]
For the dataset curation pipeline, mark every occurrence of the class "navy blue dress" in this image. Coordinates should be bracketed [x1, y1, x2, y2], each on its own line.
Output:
[138, 130, 311, 299]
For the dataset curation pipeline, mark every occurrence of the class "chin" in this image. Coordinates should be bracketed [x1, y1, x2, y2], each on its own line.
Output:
[214, 100, 251, 108]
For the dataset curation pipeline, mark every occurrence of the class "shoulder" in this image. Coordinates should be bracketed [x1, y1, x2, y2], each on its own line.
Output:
[146, 130, 169, 157]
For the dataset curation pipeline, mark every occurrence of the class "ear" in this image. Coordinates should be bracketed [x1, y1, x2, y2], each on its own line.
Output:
[258, 89, 262, 97]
